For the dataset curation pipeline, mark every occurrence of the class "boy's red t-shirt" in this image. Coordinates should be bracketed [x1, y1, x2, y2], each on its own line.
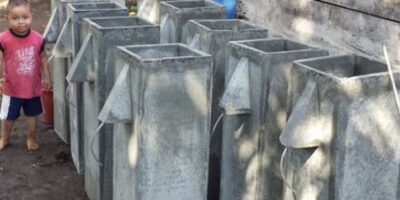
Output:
[0, 29, 45, 99]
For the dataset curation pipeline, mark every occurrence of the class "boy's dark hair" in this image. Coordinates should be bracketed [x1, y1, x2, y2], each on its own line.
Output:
[6, 0, 32, 12]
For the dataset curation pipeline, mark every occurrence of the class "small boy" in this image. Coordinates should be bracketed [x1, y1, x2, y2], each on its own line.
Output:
[0, 0, 51, 151]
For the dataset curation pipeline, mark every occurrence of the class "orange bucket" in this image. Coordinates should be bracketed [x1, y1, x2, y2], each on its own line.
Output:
[40, 89, 54, 124]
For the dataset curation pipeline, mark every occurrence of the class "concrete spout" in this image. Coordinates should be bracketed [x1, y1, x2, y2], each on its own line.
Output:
[66, 34, 94, 83]
[98, 64, 132, 123]
[43, 7, 60, 43]
[280, 80, 320, 148]
[53, 17, 73, 57]
[219, 57, 251, 115]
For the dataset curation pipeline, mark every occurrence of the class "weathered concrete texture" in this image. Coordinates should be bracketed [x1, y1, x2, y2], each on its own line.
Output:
[49, 56, 71, 144]
[45, 0, 110, 43]
[53, 1, 127, 176]
[47, 0, 114, 168]
[323, 0, 400, 22]
[45, 0, 116, 147]
[219, 38, 327, 200]
[67, 16, 159, 200]
[238, 0, 400, 66]
[50, 0, 126, 12]
[99, 44, 213, 200]
[160, 0, 226, 43]
[45, 0, 79, 146]
[279, 55, 400, 200]
[181, 19, 267, 199]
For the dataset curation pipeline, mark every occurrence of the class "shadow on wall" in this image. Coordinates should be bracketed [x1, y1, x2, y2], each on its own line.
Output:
[237, 0, 400, 66]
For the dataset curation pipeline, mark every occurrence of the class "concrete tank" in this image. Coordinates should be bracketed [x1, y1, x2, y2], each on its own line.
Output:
[52, 1, 127, 175]
[280, 55, 400, 200]
[66, 16, 159, 200]
[219, 38, 327, 200]
[98, 43, 213, 200]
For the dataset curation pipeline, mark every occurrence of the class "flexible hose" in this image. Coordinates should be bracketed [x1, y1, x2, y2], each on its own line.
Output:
[211, 113, 224, 135]
[65, 84, 72, 105]
[383, 45, 400, 115]
[91, 122, 105, 166]
[280, 148, 297, 200]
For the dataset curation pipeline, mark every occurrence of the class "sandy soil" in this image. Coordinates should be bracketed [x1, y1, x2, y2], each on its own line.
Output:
[0, 0, 88, 199]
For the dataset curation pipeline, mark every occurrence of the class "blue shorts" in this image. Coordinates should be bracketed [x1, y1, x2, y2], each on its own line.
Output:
[0, 95, 43, 120]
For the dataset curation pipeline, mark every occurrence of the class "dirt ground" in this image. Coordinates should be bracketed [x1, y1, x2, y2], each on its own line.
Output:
[0, 0, 88, 199]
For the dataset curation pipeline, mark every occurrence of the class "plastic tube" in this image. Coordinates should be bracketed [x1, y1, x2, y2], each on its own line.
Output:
[91, 122, 105, 166]
[383, 45, 400, 115]
[211, 113, 224, 135]
[280, 148, 297, 200]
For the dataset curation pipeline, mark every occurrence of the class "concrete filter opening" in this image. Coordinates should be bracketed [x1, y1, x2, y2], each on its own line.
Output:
[280, 54, 400, 200]
[160, 0, 226, 43]
[67, 15, 159, 200]
[219, 38, 327, 200]
[298, 55, 388, 78]
[45, 0, 111, 146]
[182, 18, 268, 200]
[99, 43, 213, 200]
[52, 0, 127, 186]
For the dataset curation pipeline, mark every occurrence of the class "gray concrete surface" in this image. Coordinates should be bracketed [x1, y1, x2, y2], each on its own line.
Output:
[99, 43, 213, 200]
[50, 0, 125, 12]
[181, 19, 267, 199]
[322, 0, 400, 22]
[46, 1, 114, 139]
[46, 0, 107, 145]
[46, 0, 108, 43]
[67, 16, 159, 200]
[280, 55, 400, 200]
[160, 0, 225, 43]
[52, 0, 127, 179]
[219, 38, 327, 200]
[46, 1, 127, 148]
[238, 0, 400, 66]
[45, 0, 78, 147]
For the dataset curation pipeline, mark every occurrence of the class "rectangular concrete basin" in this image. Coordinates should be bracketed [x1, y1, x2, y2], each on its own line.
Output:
[66, 2, 128, 55]
[160, 0, 225, 43]
[45, 0, 107, 43]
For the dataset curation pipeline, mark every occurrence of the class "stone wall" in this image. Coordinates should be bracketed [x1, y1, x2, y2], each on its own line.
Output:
[238, 0, 400, 66]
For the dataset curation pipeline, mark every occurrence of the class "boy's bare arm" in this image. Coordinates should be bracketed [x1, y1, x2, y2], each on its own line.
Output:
[0, 51, 3, 95]
[40, 51, 51, 91]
